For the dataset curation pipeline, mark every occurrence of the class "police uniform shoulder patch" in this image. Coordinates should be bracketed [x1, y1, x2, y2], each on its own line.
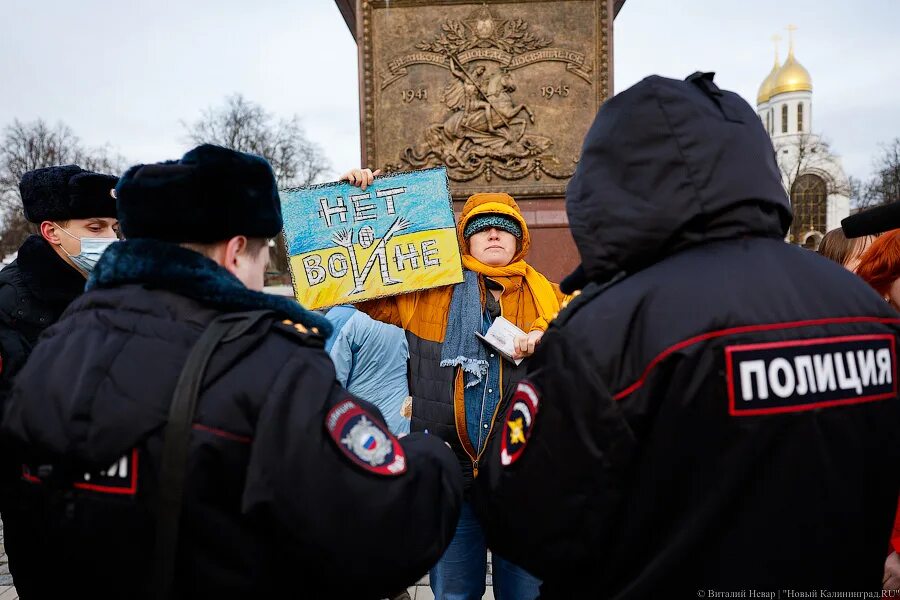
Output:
[501, 380, 541, 467]
[274, 319, 325, 347]
[325, 399, 407, 476]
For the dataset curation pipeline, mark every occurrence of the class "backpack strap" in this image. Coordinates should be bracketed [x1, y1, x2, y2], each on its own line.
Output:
[153, 310, 273, 600]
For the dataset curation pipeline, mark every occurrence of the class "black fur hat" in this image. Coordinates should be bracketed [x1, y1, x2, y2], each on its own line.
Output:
[115, 144, 282, 243]
[19, 165, 118, 224]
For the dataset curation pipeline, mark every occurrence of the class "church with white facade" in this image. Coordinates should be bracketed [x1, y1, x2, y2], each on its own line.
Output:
[756, 30, 850, 248]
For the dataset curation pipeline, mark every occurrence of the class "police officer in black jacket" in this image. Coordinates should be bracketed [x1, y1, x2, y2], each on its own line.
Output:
[1, 145, 463, 599]
[475, 73, 900, 597]
[0, 165, 119, 591]
[0, 165, 119, 393]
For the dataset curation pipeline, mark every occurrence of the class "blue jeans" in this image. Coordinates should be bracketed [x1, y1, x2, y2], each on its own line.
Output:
[430, 502, 541, 600]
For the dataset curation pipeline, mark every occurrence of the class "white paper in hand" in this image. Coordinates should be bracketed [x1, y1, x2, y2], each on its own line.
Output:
[475, 316, 525, 365]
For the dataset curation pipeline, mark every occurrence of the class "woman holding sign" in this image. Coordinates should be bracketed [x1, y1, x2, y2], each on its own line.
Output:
[345, 168, 567, 600]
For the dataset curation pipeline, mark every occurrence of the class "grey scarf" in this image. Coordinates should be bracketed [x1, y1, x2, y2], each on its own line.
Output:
[440, 269, 489, 388]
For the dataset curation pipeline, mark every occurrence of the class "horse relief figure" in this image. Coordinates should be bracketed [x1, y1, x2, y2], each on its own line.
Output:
[378, 4, 594, 188]
[399, 62, 553, 181]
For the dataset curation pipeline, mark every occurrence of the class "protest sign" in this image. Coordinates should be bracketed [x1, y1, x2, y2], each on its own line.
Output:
[281, 167, 463, 309]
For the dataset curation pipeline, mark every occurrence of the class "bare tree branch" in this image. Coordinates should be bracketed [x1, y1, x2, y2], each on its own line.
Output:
[847, 175, 868, 210]
[862, 138, 900, 208]
[183, 95, 330, 188]
[773, 133, 853, 245]
[773, 133, 850, 198]
[0, 119, 125, 257]
[183, 95, 332, 277]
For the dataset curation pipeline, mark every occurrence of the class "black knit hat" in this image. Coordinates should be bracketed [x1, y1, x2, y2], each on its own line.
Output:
[19, 165, 118, 224]
[115, 144, 282, 243]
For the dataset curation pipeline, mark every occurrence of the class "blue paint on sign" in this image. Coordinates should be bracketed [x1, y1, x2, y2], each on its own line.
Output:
[280, 167, 455, 256]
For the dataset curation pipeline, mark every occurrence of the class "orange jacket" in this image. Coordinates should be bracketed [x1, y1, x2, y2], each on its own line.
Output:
[358, 192, 566, 481]
[359, 192, 566, 342]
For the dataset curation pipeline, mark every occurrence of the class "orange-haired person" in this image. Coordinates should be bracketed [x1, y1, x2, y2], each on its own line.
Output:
[855, 229, 900, 312]
[858, 230, 900, 590]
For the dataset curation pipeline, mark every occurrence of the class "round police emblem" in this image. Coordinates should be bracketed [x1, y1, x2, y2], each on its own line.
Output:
[326, 399, 407, 476]
[500, 380, 541, 467]
[342, 417, 391, 467]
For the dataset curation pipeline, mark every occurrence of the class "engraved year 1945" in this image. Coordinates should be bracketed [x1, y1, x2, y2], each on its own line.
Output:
[540, 85, 570, 99]
[402, 88, 428, 102]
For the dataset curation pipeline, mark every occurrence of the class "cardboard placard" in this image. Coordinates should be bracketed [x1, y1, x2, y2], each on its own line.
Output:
[281, 167, 463, 309]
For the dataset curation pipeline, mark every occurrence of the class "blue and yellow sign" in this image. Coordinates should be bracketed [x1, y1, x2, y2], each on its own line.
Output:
[281, 167, 463, 309]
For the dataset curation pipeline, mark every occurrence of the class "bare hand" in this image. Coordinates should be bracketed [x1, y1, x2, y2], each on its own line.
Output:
[884, 552, 900, 590]
[340, 168, 382, 191]
[513, 330, 544, 359]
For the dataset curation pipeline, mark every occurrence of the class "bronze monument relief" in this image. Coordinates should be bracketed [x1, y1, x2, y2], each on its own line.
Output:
[360, 0, 612, 199]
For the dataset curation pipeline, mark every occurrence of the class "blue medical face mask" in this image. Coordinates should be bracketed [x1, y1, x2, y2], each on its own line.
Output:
[55, 224, 118, 274]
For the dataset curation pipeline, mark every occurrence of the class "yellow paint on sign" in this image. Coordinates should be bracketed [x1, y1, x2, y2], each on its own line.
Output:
[291, 228, 463, 310]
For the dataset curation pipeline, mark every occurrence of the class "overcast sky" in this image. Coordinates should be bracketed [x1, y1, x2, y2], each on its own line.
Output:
[2, 0, 897, 183]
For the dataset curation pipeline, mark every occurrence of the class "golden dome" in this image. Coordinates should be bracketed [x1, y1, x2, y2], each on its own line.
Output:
[770, 47, 812, 97]
[757, 57, 780, 105]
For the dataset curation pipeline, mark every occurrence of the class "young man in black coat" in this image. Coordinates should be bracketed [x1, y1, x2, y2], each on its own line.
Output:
[1, 144, 463, 599]
[0, 165, 119, 393]
[476, 73, 900, 597]
[0, 165, 119, 591]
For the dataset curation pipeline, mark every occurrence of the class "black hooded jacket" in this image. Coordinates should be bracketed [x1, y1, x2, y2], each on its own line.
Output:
[475, 73, 900, 597]
[1, 239, 463, 599]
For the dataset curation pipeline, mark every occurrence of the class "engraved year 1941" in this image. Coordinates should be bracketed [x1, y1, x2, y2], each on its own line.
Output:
[402, 88, 428, 103]
[540, 85, 570, 99]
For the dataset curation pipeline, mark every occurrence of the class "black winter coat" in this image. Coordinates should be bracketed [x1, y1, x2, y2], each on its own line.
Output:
[0, 235, 86, 391]
[0, 235, 87, 591]
[1, 240, 463, 600]
[476, 74, 900, 597]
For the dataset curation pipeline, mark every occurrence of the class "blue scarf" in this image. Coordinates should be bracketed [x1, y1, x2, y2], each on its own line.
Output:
[440, 269, 488, 388]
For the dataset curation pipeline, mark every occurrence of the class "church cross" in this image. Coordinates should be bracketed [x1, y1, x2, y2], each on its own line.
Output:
[786, 24, 798, 54]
